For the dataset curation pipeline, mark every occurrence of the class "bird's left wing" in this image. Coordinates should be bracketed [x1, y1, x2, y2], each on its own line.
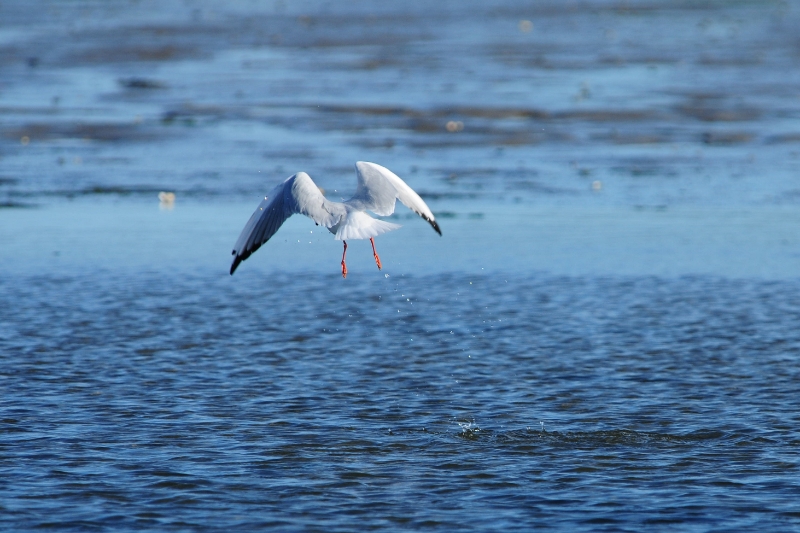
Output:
[351, 161, 441, 235]
[230, 172, 345, 274]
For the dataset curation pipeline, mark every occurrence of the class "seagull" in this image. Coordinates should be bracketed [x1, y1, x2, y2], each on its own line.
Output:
[230, 161, 441, 277]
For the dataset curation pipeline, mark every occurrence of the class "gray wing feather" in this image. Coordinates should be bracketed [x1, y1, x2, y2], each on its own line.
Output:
[230, 172, 345, 274]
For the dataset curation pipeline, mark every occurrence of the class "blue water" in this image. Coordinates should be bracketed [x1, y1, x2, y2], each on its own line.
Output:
[3, 272, 800, 530]
[3, 0, 800, 530]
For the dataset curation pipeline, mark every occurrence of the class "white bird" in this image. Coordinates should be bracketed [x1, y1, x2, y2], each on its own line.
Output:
[230, 161, 441, 277]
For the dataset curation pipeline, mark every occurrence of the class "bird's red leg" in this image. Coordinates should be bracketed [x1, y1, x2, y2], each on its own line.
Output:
[370, 237, 382, 270]
[341, 240, 348, 279]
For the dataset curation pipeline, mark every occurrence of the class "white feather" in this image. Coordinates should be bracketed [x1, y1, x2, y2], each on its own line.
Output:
[333, 211, 401, 240]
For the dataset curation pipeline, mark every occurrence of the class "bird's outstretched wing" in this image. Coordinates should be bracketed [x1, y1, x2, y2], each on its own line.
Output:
[349, 161, 442, 235]
[230, 172, 346, 275]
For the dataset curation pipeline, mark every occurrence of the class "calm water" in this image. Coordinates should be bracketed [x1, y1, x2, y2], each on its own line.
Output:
[2, 0, 800, 531]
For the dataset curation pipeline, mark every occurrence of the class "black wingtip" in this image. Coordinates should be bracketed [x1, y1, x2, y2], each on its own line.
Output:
[430, 219, 442, 236]
[230, 256, 242, 275]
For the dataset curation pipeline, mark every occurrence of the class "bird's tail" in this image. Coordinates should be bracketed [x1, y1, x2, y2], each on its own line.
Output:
[334, 211, 401, 240]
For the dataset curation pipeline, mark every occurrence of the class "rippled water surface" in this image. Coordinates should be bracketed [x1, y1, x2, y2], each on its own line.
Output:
[3, 0, 800, 531]
[3, 273, 800, 530]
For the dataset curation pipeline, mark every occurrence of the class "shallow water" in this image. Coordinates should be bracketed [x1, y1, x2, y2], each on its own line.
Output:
[2, 0, 800, 531]
[2, 0, 800, 209]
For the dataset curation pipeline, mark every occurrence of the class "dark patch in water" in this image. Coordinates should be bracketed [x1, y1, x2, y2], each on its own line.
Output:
[677, 97, 761, 123]
[119, 78, 166, 90]
[611, 165, 678, 178]
[702, 131, 754, 145]
[507, 180, 580, 195]
[7, 122, 159, 143]
[0, 201, 37, 208]
[766, 133, 800, 144]
[72, 44, 205, 65]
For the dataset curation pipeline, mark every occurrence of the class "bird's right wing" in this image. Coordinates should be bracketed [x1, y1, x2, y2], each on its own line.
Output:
[230, 172, 346, 275]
